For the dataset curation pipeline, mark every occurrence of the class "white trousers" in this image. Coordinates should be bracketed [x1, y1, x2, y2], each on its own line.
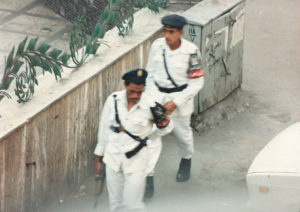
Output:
[106, 165, 146, 211]
[172, 115, 194, 158]
[146, 115, 194, 175]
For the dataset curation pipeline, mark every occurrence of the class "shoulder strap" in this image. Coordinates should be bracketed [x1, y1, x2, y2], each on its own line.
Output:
[112, 94, 148, 159]
[113, 94, 121, 125]
[162, 49, 179, 88]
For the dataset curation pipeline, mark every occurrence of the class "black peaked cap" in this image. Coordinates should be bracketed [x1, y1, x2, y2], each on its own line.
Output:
[161, 14, 187, 28]
[122, 68, 148, 85]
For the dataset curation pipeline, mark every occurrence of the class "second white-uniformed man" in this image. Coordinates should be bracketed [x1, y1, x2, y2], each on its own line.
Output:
[144, 14, 205, 200]
[94, 68, 173, 211]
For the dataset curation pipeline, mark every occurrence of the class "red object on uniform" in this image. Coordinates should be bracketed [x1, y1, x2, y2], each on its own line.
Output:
[188, 53, 204, 79]
[189, 68, 204, 78]
[157, 116, 170, 129]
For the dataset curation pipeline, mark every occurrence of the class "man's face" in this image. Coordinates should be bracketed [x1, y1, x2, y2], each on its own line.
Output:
[124, 82, 145, 104]
[163, 26, 183, 46]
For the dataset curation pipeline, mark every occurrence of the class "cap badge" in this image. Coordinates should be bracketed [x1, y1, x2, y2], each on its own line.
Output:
[137, 70, 143, 77]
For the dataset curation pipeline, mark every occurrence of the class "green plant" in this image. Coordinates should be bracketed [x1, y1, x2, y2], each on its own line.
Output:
[0, 0, 168, 103]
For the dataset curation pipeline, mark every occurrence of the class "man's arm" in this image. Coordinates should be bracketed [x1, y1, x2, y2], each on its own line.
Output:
[172, 48, 204, 108]
[163, 101, 177, 115]
[148, 118, 174, 141]
[172, 77, 204, 107]
[95, 155, 103, 176]
[145, 41, 160, 95]
[94, 95, 112, 172]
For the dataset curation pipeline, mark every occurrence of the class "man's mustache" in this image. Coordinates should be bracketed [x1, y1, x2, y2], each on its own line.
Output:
[128, 98, 139, 101]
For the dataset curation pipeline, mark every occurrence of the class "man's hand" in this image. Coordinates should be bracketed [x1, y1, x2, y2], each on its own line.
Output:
[156, 116, 170, 128]
[163, 101, 177, 115]
[94, 157, 105, 207]
[95, 156, 103, 178]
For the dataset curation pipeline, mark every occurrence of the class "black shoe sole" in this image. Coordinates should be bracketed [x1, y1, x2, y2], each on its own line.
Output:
[176, 175, 190, 182]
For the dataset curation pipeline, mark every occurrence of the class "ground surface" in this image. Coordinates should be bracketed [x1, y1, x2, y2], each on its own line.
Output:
[0, 0, 71, 78]
[1, 0, 300, 211]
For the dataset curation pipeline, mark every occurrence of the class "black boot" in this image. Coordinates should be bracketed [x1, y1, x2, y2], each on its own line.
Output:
[144, 176, 154, 201]
[176, 158, 191, 182]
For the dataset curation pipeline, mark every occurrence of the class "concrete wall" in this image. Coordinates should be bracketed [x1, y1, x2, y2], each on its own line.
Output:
[0, 81, 101, 211]
[0, 9, 166, 212]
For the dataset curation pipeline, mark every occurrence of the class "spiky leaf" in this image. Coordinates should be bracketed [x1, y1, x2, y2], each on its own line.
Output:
[16, 37, 28, 56]
[0, 90, 11, 99]
[92, 21, 101, 38]
[32, 68, 37, 77]
[11, 60, 24, 74]
[129, 18, 134, 28]
[85, 39, 93, 54]
[40, 60, 52, 73]
[28, 55, 41, 67]
[101, 10, 109, 21]
[2, 61, 24, 89]
[90, 43, 100, 55]
[49, 48, 62, 60]
[52, 64, 62, 80]
[59, 52, 71, 65]
[108, 13, 115, 24]
[99, 29, 106, 38]
[5, 47, 15, 70]
[37, 42, 51, 54]
[27, 37, 38, 51]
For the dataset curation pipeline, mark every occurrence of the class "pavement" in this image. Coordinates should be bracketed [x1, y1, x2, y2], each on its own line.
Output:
[1, 0, 300, 211]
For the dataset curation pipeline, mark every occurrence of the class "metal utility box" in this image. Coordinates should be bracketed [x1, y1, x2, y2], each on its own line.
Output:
[182, 0, 246, 113]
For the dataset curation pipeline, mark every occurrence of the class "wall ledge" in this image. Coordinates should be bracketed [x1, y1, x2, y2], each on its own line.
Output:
[0, 9, 172, 139]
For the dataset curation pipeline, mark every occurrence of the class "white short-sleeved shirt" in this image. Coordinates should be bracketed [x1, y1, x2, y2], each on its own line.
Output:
[146, 37, 204, 116]
[94, 90, 173, 173]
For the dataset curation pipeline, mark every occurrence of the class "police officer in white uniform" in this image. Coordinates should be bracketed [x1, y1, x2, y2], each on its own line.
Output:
[94, 68, 173, 211]
[144, 14, 204, 199]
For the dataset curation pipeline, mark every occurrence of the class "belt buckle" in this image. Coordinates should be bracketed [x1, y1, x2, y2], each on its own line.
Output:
[117, 125, 124, 132]
[110, 125, 124, 133]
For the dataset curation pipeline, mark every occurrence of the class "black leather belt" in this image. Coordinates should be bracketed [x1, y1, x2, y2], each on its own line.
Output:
[112, 95, 148, 159]
[155, 82, 187, 93]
